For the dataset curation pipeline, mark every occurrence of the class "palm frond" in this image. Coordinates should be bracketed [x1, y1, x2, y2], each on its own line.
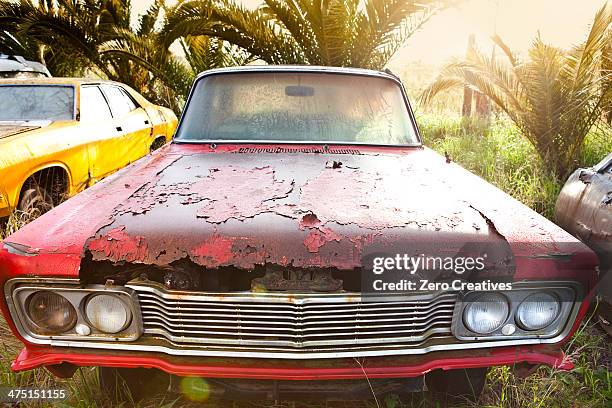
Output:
[420, 4, 612, 177]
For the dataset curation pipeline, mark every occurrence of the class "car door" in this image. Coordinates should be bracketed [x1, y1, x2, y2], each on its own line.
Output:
[79, 85, 118, 183]
[100, 84, 153, 167]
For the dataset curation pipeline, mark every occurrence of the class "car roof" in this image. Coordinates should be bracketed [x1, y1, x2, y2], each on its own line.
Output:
[0, 55, 51, 76]
[195, 65, 401, 82]
[0, 77, 123, 86]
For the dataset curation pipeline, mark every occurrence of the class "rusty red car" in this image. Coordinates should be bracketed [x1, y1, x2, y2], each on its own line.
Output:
[0, 66, 599, 403]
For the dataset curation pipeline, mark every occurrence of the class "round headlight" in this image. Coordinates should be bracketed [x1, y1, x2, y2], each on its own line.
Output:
[85, 294, 131, 334]
[516, 292, 560, 330]
[27, 291, 77, 334]
[463, 292, 509, 334]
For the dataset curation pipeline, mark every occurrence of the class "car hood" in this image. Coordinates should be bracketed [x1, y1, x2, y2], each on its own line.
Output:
[2, 143, 595, 279]
[0, 120, 70, 142]
[0, 123, 45, 140]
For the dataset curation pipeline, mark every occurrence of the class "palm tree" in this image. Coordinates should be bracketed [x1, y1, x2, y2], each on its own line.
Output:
[604, 41, 612, 124]
[420, 5, 612, 178]
[0, 0, 245, 111]
[163, 0, 450, 69]
[0, 0, 92, 75]
[100, 1, 253, 110]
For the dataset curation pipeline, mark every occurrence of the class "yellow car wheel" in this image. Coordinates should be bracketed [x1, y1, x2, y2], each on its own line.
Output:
[150, 137, 166, 152]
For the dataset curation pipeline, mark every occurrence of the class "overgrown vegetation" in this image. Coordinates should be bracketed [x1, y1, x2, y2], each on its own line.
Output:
[0, 0, 250, 111]
[0, 0, 451, 111]
[417, 114, 612, 219]
[420, 4, 612, 178]
[162, 0, 448, 68]
[0, 211, 25, 241]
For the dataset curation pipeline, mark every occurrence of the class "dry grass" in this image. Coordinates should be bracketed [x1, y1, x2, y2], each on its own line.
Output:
[0, 211, 25, 241]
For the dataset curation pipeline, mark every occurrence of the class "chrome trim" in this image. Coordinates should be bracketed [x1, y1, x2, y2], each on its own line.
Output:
[131, 282, 455, 351]
[193, 65, 398, 81]
[3, 278, 584, 359]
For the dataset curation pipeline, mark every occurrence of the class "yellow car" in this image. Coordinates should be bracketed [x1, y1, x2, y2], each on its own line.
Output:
[0, 78, 178, 219]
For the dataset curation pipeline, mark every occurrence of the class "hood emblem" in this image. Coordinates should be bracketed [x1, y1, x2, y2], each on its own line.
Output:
[252, 267, 343, 292]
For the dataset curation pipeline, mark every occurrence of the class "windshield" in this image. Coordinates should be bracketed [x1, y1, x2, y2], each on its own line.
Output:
[0, 85, 74, 121]
[175, 72, 419, 145]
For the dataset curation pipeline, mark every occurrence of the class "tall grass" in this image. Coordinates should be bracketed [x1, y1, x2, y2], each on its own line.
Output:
[417, 114, 612, 220]
[481, 315, 611, 408]
[0, 212, 24, 241]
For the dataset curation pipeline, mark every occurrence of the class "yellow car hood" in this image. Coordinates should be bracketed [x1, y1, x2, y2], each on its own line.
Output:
[0, 121, 77, 168]
[0, 120, 57, 141]
[0, 124, 44, 140]
[0, 121, 75, 143]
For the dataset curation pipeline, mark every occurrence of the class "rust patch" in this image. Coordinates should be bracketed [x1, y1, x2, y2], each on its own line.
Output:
[116, 179, 192, 215]
[303, 227, 342, 253]
[88, 226, 148, 263]
[274, 167, 465, 231]
[299, 213, 322, 230]
[349, 233, 379, 265]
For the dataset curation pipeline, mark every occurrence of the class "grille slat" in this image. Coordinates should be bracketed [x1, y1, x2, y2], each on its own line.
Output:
[138, 303, 456, 325]
[141, 315, 453, 336]
[128, 282, 458, 355]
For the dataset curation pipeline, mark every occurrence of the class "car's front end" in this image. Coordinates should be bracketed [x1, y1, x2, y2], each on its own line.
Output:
[0, 66, 599, 402]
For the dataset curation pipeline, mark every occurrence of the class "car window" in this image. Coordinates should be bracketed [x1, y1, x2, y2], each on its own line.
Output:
[175, 72, 419, 145]
[101, 85, 137, 119]
[80, 86, 112, 122]
[0, 85, 74, 121]
[120, 88, 138, 110]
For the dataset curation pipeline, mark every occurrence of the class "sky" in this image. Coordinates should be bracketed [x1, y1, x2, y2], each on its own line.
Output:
[131, 0, 609, 69]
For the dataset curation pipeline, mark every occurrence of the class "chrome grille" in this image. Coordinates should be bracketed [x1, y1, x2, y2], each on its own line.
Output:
[128, 282, 457, 356]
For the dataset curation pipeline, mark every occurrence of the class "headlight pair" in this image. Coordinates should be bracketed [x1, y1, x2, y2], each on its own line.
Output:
[463, 292, 560, 334]
[455, 284, 578, 340]
[9, 283, 141, 341]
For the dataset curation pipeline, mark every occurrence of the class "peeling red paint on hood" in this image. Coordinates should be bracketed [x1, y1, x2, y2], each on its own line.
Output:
[2, 143, 597, 280]
[88, 226, 148, 263]
[193, 166, 294, 223]
[304, 227, 342, 253]
[191, 235, 236, 265]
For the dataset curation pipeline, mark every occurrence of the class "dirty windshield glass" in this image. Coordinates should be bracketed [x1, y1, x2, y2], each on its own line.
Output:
[0, 85, 74, 121]
[175, 72, 419, 144]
